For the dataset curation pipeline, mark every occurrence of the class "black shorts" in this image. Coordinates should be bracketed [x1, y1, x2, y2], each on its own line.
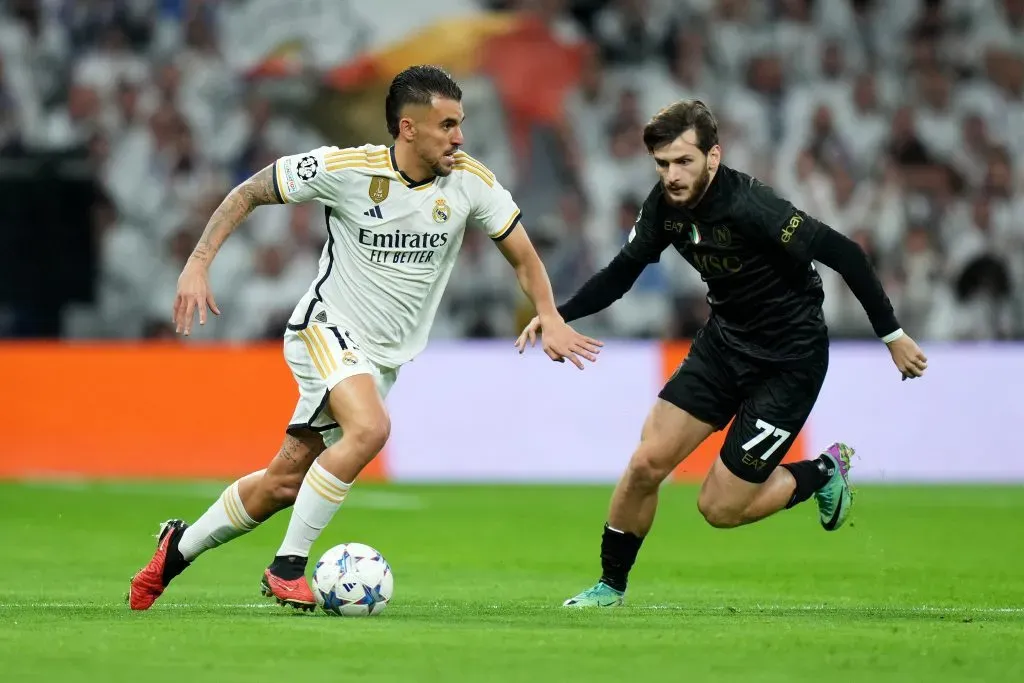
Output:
[658, 327, 828, 484]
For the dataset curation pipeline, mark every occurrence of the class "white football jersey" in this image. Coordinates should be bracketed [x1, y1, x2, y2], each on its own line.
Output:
[273, 144, 521, 368]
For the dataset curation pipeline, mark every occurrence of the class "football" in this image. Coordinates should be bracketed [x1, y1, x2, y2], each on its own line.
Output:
[311, 542, 393, 616]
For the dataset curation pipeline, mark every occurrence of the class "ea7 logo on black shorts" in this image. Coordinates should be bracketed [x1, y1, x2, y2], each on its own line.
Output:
[297, 155, 319, 181]
[780, 214, 803, 243]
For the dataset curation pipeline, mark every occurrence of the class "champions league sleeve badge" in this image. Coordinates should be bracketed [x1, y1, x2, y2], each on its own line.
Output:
[297, 155, 319, 181]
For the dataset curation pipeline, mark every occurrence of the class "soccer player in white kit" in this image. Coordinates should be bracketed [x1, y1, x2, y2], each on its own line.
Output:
[128, 65, 601, 611]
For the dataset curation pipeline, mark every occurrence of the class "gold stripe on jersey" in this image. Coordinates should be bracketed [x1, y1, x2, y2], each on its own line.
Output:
[325, 148, 389, 172]
[324, 148, 389, 160]
[325, 159, 391, 173]
[493, 209, 522, 240]
[414, 178, 437, 191]
[453, 162, 494, 188]
[297, 329, 329, 378]
[325, 152, 389, 165]
[325, 149, 389, 162]
[307, 466, 346, 504]
[325, 147, 388, 154]
[453, 153, 496, 181]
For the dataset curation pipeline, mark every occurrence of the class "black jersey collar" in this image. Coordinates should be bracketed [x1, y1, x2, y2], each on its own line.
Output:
[389, 146, 435, 188]
[690, 165, 728, 215]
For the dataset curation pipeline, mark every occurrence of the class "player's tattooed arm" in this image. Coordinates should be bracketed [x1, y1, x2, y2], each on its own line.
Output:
[174, 165, 281, 334]
[189, 165, 281, 267]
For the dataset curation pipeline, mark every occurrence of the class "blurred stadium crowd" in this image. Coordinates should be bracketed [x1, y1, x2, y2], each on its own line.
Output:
[0, 0, 1021, 342]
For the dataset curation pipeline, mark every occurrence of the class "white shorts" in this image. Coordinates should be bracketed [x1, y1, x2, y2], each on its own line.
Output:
[284, 322, 398, 448]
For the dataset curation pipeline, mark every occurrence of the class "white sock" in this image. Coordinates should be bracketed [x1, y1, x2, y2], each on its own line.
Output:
[178, 473, 262, 562]
[276, 460, 351, 558]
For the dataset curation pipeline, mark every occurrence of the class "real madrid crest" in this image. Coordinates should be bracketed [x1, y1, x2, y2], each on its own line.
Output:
[432, 198, 450, 224]
[368, 177, 389, 204]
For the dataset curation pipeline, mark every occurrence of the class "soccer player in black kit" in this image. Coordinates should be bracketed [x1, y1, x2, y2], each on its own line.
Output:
[515, 100, 929, 607]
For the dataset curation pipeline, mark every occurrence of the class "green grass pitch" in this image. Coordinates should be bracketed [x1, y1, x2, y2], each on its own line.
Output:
[1, 481, 1022, 682]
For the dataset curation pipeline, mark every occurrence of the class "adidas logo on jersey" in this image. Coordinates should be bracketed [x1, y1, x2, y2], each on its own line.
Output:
[363, 205, 383, 219]
[314, 311, 328, 324]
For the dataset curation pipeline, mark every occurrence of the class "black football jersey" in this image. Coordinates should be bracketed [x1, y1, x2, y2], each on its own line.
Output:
[622, 165, 828, 361]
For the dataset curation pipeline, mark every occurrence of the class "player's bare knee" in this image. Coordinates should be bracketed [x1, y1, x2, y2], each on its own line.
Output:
[627, 445, 675, 490]
[344, 414, 391, 461]
[696, 495, 742, 529]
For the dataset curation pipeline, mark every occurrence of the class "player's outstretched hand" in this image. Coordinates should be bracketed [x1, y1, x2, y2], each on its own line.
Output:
[887, 334, 927, 381]
[514, 316, 542, 353]
[514, 315, 603, 370]
[173, 260, 220, 336]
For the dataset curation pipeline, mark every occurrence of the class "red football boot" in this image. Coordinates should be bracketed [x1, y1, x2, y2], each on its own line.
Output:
[128, 520, 191, 611]
[260, 559, 316, 612]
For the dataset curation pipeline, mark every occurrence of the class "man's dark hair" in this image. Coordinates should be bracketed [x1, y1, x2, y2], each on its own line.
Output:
[385, 65, 463, 138]
[642, 99, 719, 154]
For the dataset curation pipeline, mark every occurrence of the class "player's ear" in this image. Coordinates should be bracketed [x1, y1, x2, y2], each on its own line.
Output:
[708, 144, 722, 171]
[398, 115, 416, 141]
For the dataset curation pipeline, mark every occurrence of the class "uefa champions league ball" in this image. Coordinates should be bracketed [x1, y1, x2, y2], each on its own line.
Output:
[312, 542, 394, 616]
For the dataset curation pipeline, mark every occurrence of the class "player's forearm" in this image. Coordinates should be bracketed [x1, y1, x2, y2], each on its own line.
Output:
[811, 227, 901, 338]
[556, 252, 646, 323]
[189, 165, 281, 268]
[514, 256, 561, 321]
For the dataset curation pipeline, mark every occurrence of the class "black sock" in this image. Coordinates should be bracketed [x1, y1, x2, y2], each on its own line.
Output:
[268, 555, 308, 580]
[782, 456, 834, 509]
[163, 547, 190, 585]
[599, 524, 644, 592]
[161, 522, 191, 585]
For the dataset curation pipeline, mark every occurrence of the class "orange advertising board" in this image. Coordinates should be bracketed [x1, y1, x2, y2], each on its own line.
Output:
[0, 342, 802, 481]
[0, 343, 387, 480]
